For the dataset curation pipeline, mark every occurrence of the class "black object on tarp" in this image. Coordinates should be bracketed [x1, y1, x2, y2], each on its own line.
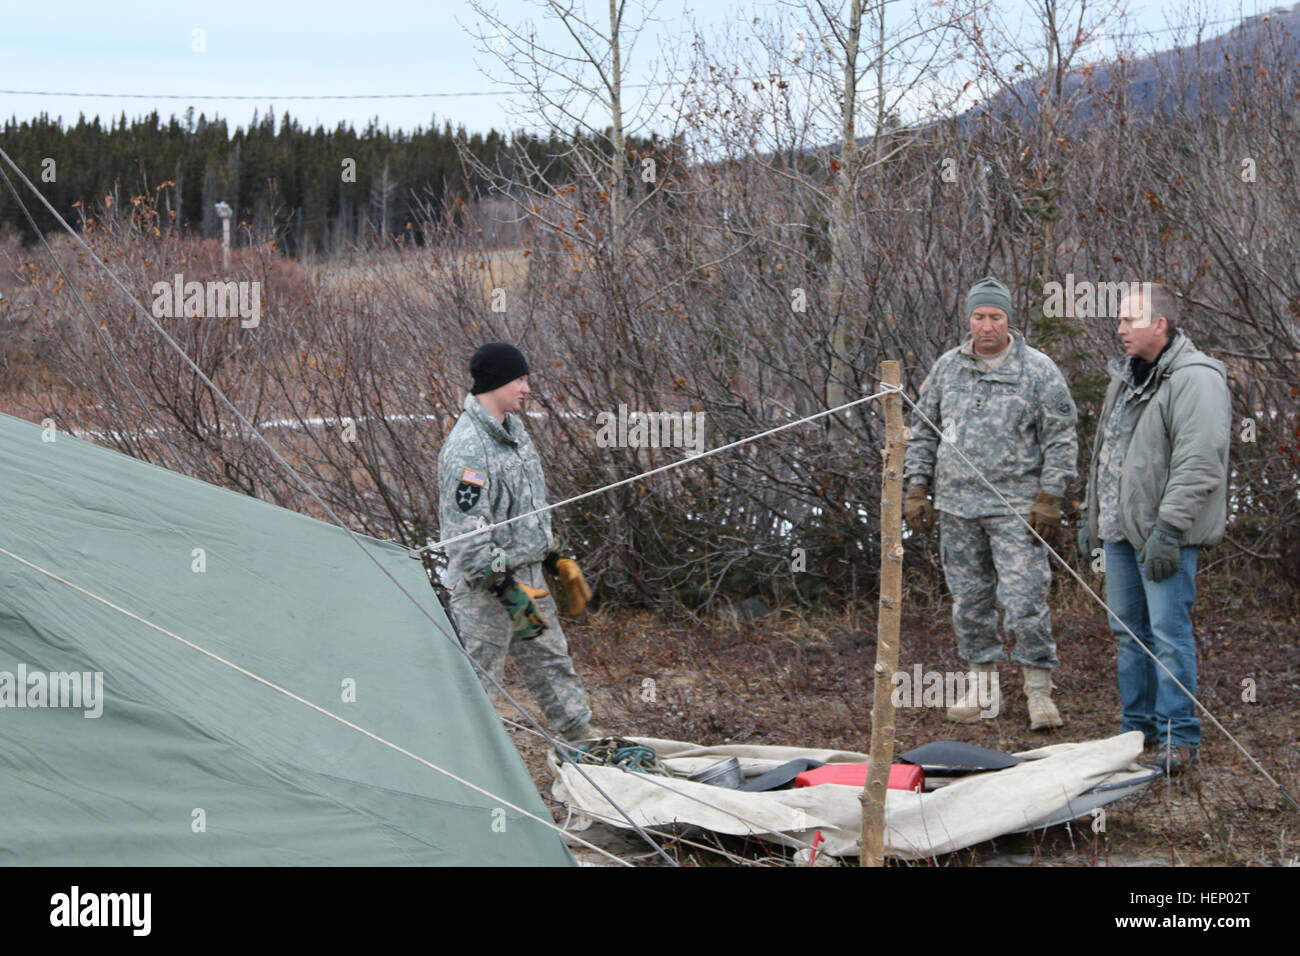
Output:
[737, 758, 827, 792]
[896, 741, 1023, 775]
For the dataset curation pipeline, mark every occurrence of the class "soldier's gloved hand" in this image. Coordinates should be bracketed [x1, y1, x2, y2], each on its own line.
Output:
[1139, 521, 1181, 583]
[1026, 492, 1063, 547]
[904, 483, 935, 535]
[547, 555, 592, 615]
[485, 570, 549, 640]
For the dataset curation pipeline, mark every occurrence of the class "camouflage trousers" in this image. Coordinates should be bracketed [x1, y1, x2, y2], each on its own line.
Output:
[448, 561, 592, 737]
[938, 511, 1058, 668]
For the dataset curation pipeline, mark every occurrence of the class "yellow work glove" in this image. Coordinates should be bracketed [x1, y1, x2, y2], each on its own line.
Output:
[552, 557, 593, 615]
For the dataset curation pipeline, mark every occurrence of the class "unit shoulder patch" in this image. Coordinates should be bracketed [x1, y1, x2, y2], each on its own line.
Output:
[455, 467, 487, 512]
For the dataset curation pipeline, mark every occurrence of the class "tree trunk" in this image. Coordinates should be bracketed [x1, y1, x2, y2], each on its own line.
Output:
[860, 358, 905, 866]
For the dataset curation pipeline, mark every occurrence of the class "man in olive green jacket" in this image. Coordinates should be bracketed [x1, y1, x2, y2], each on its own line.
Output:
[1078, 285, 1231, 774]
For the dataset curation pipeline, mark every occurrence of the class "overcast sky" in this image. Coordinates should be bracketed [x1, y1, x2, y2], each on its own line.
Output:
[0, 0, 1273, 138]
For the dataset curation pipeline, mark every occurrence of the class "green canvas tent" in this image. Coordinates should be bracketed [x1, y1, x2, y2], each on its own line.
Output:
[0, 412, 573, 866]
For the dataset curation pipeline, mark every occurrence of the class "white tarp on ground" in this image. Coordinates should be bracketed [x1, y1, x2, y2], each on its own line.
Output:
[550, 731, 1152, 859]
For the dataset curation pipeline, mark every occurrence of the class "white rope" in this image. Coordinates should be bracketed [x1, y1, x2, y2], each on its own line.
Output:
[13, 122, 1288, 851]
[893, 381, 1295, 806]
[428, 387, 894, 553]
[0, 543, 633, 867]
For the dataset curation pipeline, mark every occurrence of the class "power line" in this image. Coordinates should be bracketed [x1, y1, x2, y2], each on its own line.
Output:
[0, 88, 515, 100]
[0, 76, 701, 101]
[0, 12, 1261, 107]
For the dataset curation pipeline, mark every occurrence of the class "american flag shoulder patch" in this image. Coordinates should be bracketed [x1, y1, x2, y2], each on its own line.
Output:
[460, 468, 487, 487]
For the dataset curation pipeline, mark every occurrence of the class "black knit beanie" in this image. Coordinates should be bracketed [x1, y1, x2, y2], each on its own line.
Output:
[469, 342, 530, 395]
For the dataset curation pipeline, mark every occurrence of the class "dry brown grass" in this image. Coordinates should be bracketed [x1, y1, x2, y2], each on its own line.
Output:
[311, 247, 531, 304]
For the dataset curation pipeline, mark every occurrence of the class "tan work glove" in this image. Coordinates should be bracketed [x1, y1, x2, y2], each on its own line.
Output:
[1026, 491, 1064, 547]
[904, 483, 935, 535]
[551, 557, 593, 615]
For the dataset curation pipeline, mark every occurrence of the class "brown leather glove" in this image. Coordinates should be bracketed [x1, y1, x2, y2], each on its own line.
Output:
[904, 483, 935, 535]
[1026, 491, 1063, 547]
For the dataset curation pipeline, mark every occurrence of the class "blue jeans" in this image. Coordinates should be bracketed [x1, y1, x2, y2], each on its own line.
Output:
[1103, 540, 1201, 749]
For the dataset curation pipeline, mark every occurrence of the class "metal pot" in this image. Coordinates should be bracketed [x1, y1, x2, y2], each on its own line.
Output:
[687, 756, 743, 789]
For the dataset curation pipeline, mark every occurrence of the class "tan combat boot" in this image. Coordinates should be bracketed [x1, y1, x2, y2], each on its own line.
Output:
[1023, 667, 1064, 730]
[946, 662, 1000, 723]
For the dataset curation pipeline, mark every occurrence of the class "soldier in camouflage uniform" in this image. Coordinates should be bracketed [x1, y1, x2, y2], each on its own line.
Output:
[903, 277, 1078, 728]
[438, 343, 599, 743]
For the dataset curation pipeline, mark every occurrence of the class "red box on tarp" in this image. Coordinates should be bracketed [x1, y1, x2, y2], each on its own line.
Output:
[795, 763, 924, 792]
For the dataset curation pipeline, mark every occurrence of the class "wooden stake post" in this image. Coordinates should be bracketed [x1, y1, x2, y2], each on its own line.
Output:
[860, 360, 906, 866]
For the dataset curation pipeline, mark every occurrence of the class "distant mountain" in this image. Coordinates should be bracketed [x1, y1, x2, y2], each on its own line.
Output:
[966, 3, 1300, 125]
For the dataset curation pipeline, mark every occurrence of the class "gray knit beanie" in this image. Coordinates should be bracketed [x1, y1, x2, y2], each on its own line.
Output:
[966, 275, 1013, 320]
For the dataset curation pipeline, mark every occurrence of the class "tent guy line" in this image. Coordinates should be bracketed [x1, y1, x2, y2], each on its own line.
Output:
[425, 387, 897, 554]
[0, 144, 677, 867]
[892, 379, 1299, 812]
[0, 541, 633, 867]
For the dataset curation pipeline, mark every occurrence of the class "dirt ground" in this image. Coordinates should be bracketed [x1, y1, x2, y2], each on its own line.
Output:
[494, 572, 1300, 867]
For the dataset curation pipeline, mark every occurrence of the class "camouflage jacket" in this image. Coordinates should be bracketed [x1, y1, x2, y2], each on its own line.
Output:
[437, 394, 554, 589]
[903, 330, 1078, 518]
